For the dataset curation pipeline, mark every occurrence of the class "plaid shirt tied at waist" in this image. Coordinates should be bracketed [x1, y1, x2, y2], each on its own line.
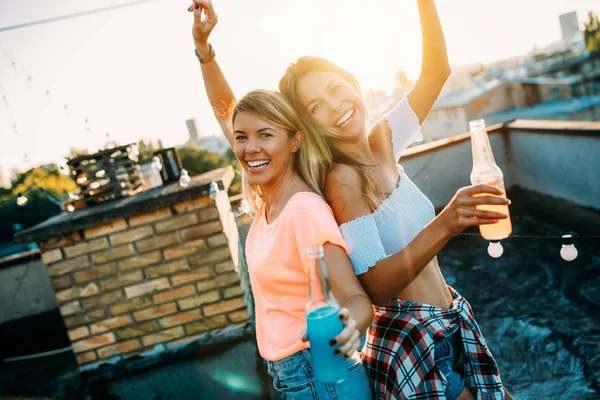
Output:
[361, 287, 505, 400]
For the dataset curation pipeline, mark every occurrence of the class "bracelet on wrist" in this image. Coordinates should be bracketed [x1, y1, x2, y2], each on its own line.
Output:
[194, 44, 216, 64]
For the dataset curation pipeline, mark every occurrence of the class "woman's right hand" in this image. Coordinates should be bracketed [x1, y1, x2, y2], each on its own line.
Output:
[437, 184, 510, 238]
[188, 0, 218, 53]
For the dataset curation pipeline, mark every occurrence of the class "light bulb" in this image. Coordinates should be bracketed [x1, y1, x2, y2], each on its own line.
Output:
[179, 169, 191, 188]
[58, 160, 70, 175]
[209, 181, 220, 200]
[560, 235, 578, 262]
[16, 194, 28, 206]
[66, 204, 75, 212]
[129, 145, 140, 157]
[152, 156, 163, 172]
[487, 241, 504, 258]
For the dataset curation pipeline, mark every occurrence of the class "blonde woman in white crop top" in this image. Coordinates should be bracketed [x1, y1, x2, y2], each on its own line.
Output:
[278, 2, 515, 399]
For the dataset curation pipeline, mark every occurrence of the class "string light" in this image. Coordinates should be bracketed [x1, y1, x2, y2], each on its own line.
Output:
[128, 144, 140, 158]
[560, 235, 578, 262]
[58, 159, 70, 175]
[209, 181, 220, 200]
[457, 232, 597, 260]
[179, 169, 191, 188]
[105, 133, 115, 149]
[487, 241, 504, 258]
[16, 193, 28, 206]
[0, 49, 108, 146]
[151, 156, 163, 172]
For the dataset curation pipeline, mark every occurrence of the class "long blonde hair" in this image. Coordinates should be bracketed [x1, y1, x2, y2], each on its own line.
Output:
[231, 89, 332, 214]
[279, 56, 384, 212]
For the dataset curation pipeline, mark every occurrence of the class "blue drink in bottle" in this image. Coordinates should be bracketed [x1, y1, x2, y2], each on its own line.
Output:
[306, 245, 347, 384]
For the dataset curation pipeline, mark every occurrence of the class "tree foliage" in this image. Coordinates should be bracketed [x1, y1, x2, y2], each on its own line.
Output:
[584, 11, 600, 53]
[0, 165, 78, 243]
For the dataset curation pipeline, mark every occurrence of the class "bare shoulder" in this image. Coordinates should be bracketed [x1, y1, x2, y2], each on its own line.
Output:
[367, 118, 393, 159]
[325, 164, 371, 225]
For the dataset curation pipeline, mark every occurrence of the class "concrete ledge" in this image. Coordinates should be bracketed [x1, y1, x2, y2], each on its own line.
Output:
[505, 119, 600, 135]
[402, 122, 506, 160]
[401, 119, 600, 160]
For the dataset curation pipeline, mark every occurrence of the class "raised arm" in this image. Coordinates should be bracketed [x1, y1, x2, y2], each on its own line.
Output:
[325, 164, 510, 306]
[407, 0, 451, 123]
[190, 0, 236, 147]
[368, 0, 450, 155]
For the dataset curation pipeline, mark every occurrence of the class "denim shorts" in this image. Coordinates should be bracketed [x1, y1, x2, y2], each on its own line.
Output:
[266, 349, 373, 400]
[434, 332, 465, 400]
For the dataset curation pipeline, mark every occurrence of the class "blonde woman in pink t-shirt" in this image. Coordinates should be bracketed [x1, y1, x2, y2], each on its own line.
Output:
[189, 4, 373, 398]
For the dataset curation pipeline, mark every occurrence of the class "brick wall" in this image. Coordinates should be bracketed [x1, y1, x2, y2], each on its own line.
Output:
[38, 194, 248, 366]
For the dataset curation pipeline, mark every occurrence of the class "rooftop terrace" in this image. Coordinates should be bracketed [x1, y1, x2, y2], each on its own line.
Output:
[1, 119, 598, 399]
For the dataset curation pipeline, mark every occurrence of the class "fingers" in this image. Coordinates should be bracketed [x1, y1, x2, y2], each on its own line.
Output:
[459, 214, 503, 227]
[194, 0, 217, 20]
[336, 329, 360, 358]
[458, 208, 507, 220]
[330, 309, 358, 358]
[459, 184, 503, 197]
[193, 2, 203, 21]
[330, 309, 353, 345]
[459, 195, 510, 207]
[337, 307, 350, 323]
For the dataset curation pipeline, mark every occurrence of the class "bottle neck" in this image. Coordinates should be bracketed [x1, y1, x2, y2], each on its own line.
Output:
[307, 248, 337, 309]
[470, 126, 497, 169]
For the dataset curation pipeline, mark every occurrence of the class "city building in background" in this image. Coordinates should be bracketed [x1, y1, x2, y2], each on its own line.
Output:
[184, 118, 229, 155]
[368, 12, 599, 143]
[560, 11, 585, 47]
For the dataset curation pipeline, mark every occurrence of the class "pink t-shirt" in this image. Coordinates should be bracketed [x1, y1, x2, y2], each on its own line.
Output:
[245, 192, 348, 361]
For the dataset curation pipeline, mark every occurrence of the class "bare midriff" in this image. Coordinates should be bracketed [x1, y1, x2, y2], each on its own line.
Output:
[395, 256, 453, 308]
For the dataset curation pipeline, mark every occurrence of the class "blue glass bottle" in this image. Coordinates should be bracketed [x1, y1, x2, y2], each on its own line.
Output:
[306, 245, 347, 384]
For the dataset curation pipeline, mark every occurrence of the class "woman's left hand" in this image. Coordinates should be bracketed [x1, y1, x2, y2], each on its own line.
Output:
[330, 308, 360, 358]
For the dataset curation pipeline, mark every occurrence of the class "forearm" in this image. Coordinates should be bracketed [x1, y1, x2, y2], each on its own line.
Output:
[416, 0, 450, 77]
[195, 43, 236, 137]
[342, 293, 373, 335]
[361, 218, 452, 305]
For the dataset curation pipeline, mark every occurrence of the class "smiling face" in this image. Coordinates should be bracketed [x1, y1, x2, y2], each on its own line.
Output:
[295, 70, 367, 140]
[232, 111, 302, 189]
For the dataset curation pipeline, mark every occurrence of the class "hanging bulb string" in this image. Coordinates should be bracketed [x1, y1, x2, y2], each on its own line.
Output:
[0, 75, 19, 134]
[0, 170, 68, 208]
[458, 233, 600, 239]
[0, 48, 102, 142]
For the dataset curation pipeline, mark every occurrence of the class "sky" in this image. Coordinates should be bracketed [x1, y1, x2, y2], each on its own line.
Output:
[0, 0, 598, 185]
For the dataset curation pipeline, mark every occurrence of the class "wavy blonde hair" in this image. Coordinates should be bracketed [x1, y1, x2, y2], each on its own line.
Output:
[279, 56, 384, 212]
[230, 89, 333, 214]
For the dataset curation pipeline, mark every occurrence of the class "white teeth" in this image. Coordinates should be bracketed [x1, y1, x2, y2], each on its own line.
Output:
[335, 109, 354, 127]
[248, 160, 270, 168]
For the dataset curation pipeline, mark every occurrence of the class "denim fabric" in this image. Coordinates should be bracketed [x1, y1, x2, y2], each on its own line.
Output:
[266, 349, 373, 400]
[434, 332, 465, 400]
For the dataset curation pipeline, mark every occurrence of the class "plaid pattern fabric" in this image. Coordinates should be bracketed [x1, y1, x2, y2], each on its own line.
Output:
[361, 287, 505, 400]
